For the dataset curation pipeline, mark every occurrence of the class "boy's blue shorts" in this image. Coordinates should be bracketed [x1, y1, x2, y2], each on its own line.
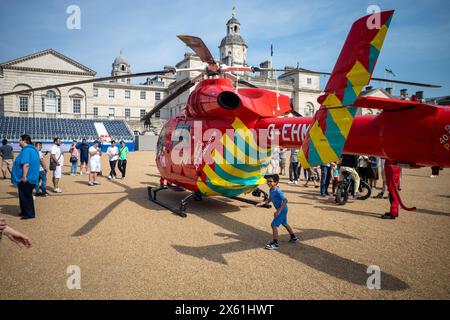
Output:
[271, 210, 288, 227]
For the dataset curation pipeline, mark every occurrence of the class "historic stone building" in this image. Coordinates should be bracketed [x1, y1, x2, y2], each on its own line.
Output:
[0, 10, 324, 134]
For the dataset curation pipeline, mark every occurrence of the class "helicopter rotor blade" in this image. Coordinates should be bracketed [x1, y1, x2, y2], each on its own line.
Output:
[142, 73, 204, 122]
[0, 69, 176, 97]
[310, 70, 441, 88]
[177, 35, 216, 66]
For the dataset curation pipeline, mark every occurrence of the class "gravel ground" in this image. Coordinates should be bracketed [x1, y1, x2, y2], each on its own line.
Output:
[0, 151, 449, 300]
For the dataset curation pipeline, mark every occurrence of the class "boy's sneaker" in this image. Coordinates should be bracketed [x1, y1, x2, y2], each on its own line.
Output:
[265, 242, 279, 250]
[289, 236, 299, 243]
[294, 180, 298, 185]
[108, 175, 112, 180]
[93, 181, 101, 185]
[288, 181, 295, 184]
[88, 181, 94, 186]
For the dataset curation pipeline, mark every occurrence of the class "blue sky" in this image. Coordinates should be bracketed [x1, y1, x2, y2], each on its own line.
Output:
[0, 0, 449, 97]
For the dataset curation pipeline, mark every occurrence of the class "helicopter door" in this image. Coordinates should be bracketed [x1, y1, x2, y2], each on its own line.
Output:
[170, 121, 192, 175]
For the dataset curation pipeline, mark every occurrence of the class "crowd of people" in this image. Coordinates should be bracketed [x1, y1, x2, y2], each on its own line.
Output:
[266, 148, 408, 219]
[0, 136, 130, 221]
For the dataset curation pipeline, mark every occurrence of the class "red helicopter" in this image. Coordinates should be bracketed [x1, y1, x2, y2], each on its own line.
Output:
[139, 10, 449, 216]
[3, 10, 448, 217]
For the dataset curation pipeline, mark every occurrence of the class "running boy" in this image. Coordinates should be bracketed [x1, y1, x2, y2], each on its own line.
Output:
[256, 174, 299, 250]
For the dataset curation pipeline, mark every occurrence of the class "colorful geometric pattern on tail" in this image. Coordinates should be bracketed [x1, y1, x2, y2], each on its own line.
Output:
[299, 10, 394, 168]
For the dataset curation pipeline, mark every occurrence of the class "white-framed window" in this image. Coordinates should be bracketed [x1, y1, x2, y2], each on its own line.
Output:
[93, 88, 98, 97]
[73, 99, 81, 113]
[125, 90, 131, 99]
[19, 96, 28, 112]
[140, 109, 146, 118]
[140, 91, 146, 100]
[307, 78, 312, 85]
[93, 107, 98, 117]
[109, 89, 115, 98]
[155, 110, 160, 118]
[155, 92, 161, 101]
[125, 108, 131, 118]
[45, 90, 57, 113]
[109, 108, 115, 119]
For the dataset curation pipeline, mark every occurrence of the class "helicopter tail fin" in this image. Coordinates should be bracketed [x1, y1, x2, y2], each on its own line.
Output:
[299, 10, 394, 168]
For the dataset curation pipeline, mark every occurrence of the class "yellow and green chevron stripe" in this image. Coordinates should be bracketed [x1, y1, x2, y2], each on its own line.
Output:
[197, 117, 271, 197]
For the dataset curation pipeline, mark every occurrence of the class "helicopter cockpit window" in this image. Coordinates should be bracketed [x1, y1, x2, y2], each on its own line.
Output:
[156, 127, 167, 156]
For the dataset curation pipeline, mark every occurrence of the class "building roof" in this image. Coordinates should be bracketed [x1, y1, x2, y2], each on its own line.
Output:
[113, 51, 129, 66]
[227, 17, 240, 25]
[220, 34, 247, 47]
[0, 49, 96, 76]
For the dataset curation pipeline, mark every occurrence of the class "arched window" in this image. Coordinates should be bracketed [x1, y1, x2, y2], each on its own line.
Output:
[121, 65, 126, 71]
[304, 102, 315, 117]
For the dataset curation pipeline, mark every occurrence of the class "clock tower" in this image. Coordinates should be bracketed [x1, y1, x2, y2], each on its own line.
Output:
[219, 8, 248, 68]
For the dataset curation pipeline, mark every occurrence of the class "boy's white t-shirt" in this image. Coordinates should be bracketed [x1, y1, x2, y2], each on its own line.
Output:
[89, 146, 101, 162]
[107, 146, 119, 161]
[51, 144, 64, 166]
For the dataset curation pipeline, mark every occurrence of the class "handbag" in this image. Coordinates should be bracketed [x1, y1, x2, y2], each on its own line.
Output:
[70, 155, 78, 163]
[50, 154, 61, 170]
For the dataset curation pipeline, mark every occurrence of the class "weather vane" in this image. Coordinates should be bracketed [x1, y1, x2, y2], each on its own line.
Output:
[232, 6, 236, 18]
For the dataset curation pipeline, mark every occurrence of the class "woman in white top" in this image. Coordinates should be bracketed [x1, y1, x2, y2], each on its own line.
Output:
[106, 140, 119, 180]
[268, 147, 280, 175]
[88, 140, 102, 186]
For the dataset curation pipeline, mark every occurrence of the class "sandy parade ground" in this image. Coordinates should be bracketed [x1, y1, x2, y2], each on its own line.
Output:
[0, 151, 449, 300]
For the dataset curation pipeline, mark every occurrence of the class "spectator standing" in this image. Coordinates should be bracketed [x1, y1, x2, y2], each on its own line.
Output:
[279, 148, 287, 176]
[368, 156, 379, 189]
[357, 155, 370, 183]
[77, 139, 90, 176]
[288, 149, 299, 184]
[11, 135, 40, 220]
[35, 142, 48, 197]
[268, 147, 280, 175]
[50, 137, 64, 193]
[374, 159, 388, 199]
[331, 162, 340, 196]
[320, 163, 332, 197]
[107, 140, 119, 180]
[118, 141, 129, 179]
[88, 140, 102, 186]
[0, 139, 14, 179]
[69, 140, 79, 176]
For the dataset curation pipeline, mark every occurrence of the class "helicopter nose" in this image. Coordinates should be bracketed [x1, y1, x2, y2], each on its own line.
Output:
[217, 91, 241, 110]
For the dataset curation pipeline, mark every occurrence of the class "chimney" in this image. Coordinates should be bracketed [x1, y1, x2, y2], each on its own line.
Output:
[400, 89, 408, 99]
[385, 87, 393, 95]
[259, 60, 274, 79]
[416, 91, 424, 101]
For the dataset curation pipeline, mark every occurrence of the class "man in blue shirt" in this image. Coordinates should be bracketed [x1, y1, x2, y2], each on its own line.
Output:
[77, 138, 90, 175]
[11, 135, 40, 220]
[257, 174, 299, 250]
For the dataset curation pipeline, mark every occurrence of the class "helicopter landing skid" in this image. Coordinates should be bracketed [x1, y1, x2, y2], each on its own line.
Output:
[148, 186, 201, 218]
[231, 188, 272, 209]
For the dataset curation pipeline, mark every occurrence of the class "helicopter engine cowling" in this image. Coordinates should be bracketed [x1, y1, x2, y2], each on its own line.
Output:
[186, 78, 290, 119]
